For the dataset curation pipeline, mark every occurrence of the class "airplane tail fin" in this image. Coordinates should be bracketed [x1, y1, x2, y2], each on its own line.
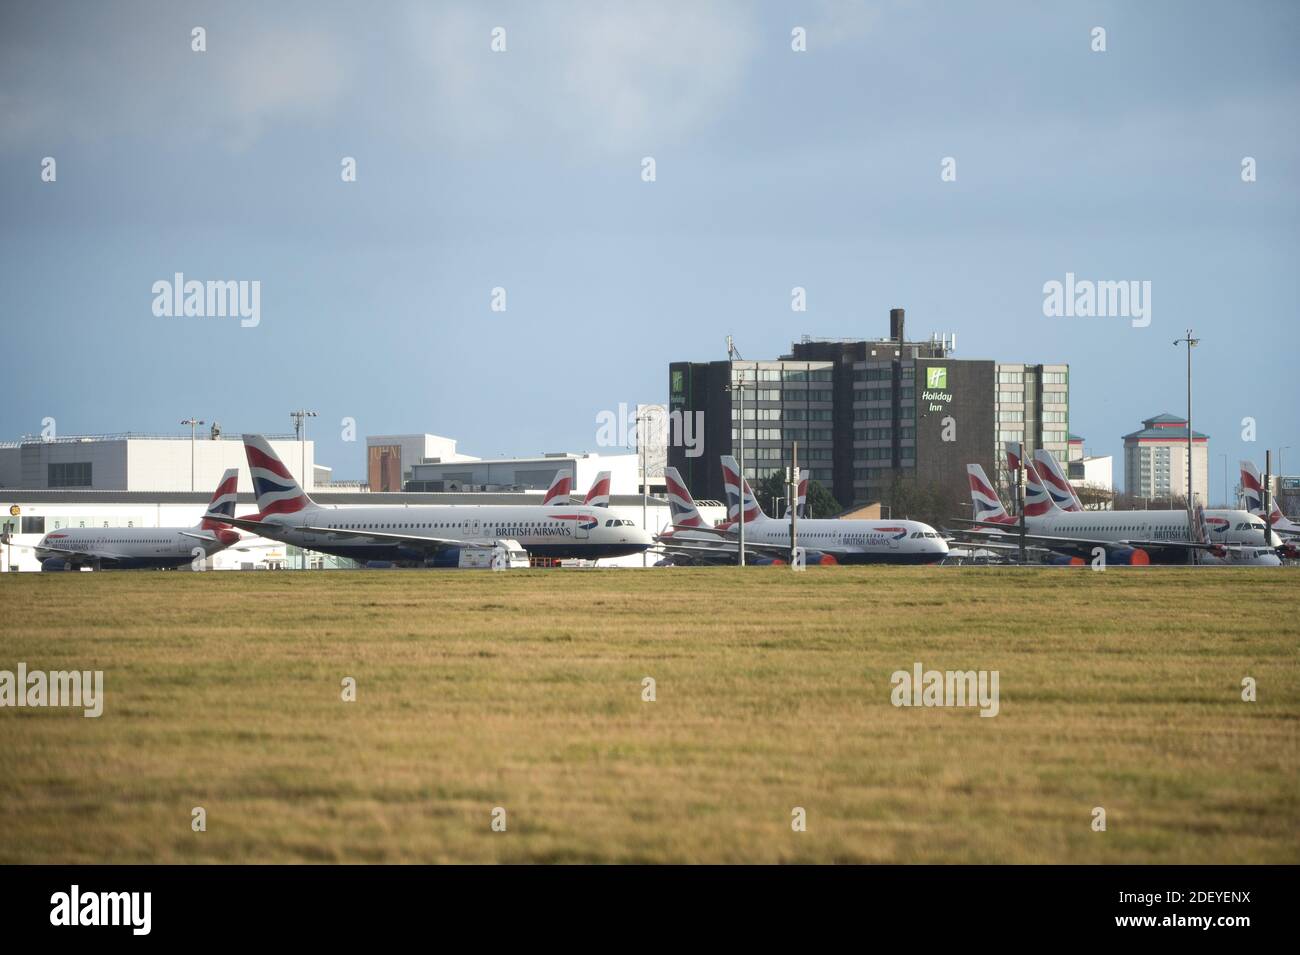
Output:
[720, 455, 764, 523]
[1004, 441, 1023, 476]
[1023, 461, 1056, 517]
[199, 468, 241, 530]
[243, 434, 314, 516]
[1033, 449, 1082, 512]
[543, 471, 574, 506]
[583, 470, 612, 508]
[1241, 459, 1294, 529]
[967, 464, 1015, 526]
[1239, 460, 1264, 515]
[663, 467, 706, 528]
[1003, 441, 1023, 512]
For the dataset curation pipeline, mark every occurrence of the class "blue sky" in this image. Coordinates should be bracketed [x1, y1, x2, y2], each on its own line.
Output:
[2, 0, 1297, 495]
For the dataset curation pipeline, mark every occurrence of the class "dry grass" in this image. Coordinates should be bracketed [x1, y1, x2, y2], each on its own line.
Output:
[0, 566, 1296, 863]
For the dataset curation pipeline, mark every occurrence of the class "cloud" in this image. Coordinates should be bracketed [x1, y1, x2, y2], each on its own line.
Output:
[400, 1, 761, 156]
[0, 4, 349, 152]
[0, 1, 761, 158]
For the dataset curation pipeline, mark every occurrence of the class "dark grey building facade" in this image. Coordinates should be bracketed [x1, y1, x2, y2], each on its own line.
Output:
[668, 309, 1069, 514]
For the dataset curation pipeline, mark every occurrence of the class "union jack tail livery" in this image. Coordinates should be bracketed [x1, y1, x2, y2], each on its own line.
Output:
[1241, 460, 1300, 535]
[1004, 441, 1023, 475]
[582, 471, 611, 508]
[1032, 449, 1083, 512]
[200, 468, 241, 531]
[967, 464, 1015, 527]
[1004, 441, 1024, 513]
[663, 467, 706, 529]
[1023, 461, 1056, 517]
[1240, 459, 1264, 512]
[542, 471, 573, 506]
[720, 455, 764, 524]
[243, 434, 313, 516]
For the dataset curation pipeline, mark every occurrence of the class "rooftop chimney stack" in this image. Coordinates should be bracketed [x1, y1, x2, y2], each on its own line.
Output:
[889, 308, 905, 343]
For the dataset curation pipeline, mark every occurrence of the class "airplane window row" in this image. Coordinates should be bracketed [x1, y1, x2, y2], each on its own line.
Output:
[324, 519, 592, 531]
[328, 522, 468, 530]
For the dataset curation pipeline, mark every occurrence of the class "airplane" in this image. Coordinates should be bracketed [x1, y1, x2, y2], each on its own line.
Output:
[213, 435, 652, 567]
[33, 469, 244, 571]
[954, 460, 1282, 565]
[653, 466, 839, 565]
[1240, 460, 1300, 540]
[677, 456, 949, 565]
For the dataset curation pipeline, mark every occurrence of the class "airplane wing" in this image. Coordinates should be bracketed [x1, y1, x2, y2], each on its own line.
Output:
[205, 516, 284, 534]
[943, 534, 1052, 555]
[668, 522, 743, 537]
[293, 524, 490, 553]
[655, 534, 793, 557]
[955, 526, 1260, 557]
[35, 543, 134, 561]
[179, 531, 225, 544]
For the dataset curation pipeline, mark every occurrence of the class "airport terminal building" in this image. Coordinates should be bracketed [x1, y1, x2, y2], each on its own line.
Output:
[668, 309, 1070, 510]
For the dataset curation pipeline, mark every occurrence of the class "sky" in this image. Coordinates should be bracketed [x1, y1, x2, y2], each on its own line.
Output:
[1, 0, 1297, 497]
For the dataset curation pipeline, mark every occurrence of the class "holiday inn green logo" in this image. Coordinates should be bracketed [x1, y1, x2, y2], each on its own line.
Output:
[926, 367, 947, 389]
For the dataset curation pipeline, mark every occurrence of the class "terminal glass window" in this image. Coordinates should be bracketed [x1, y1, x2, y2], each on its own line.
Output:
[48, 462, 92, 488]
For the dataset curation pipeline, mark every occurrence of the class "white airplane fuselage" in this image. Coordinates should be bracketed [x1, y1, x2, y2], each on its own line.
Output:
[724, 516, 949, 565]
[1024, 508, 1280, 565]
[250, 502, 652, 563]
[35, 527, 234, 570]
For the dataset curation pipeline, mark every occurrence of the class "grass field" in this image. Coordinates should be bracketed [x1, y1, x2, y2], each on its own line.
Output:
[1, 566, 1297, 864]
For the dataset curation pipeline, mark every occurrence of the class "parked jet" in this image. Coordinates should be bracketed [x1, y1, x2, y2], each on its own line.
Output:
[715, 456, 948, 565]
[653, 466, 834, 565]
[215, 435, 650, 565]
[956, 461, 1281, 565]
[34, 469, 244, 571]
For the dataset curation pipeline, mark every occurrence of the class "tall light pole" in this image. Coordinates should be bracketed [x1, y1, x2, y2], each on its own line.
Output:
[725, 337, 748, 567]
[1173, 331, 1198, 514]
[180, 417, 204, 491]
[289, 410, 317, 570]
[289, 409, 318, 490]
[635, 406, 655, 568]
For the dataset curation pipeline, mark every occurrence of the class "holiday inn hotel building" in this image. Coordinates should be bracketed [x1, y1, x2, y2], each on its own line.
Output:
[667, 309, 1070, 509]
